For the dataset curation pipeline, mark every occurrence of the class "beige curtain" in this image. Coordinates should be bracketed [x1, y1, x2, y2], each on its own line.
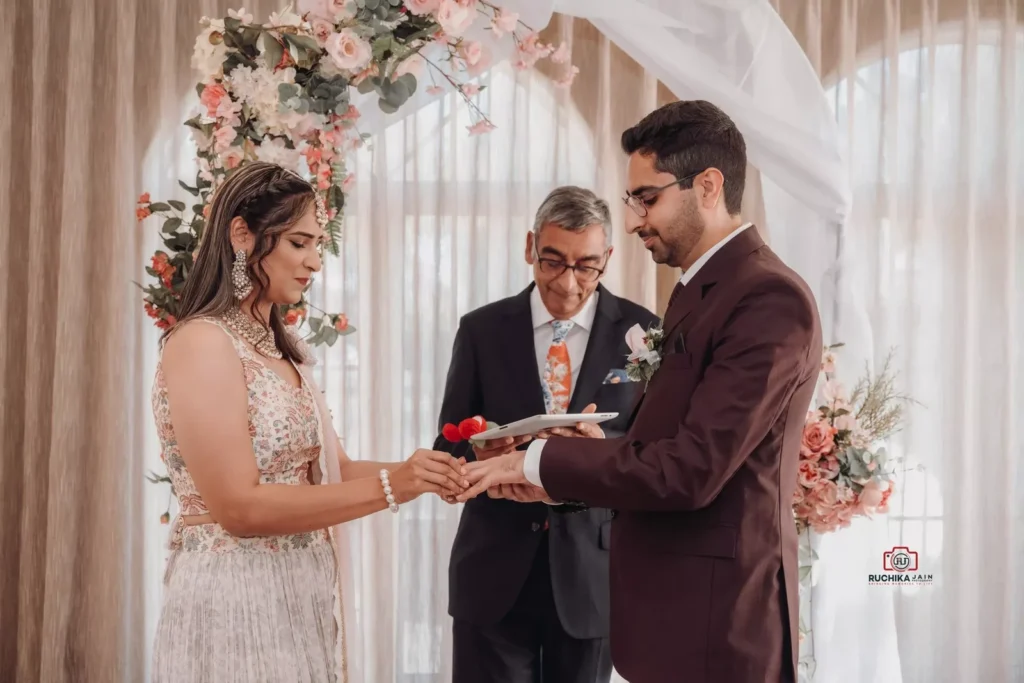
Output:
[775, 1, 1023, 681]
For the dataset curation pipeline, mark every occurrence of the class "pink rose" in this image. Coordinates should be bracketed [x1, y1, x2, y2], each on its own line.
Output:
[334, 314, 349, 332]
[858, 479, 885, 509]
[200, 83, 228, 118]
[311, 18, 334, 45]
[819, 454, 841, 480]
[437, 0, 475, 37]
[797, 461, 820, 489]
[801, 421, 836, 458]
[461, 83, 481, 97]
[813, 479, 839, 510]
[395, 54, 424, 78]
[326, 29, 372, 71]
[404, 0, 440, 15]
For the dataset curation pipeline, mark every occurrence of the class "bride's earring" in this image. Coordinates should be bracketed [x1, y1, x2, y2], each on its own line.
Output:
[232, 249, 253, 300]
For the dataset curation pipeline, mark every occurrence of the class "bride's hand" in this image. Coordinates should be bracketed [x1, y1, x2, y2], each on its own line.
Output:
[389, 449, 468, 504]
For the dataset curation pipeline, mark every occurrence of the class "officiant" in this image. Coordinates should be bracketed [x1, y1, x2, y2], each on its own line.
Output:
[434, 186, 659, 683]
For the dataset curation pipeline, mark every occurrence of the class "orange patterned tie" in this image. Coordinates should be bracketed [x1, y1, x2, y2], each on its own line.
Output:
[542, 320, 575, 415]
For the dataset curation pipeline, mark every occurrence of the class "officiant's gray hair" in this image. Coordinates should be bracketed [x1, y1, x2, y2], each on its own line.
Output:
[533, 186, 612, 245]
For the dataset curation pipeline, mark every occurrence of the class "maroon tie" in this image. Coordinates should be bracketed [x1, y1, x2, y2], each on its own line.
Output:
[666, 281, 684, 311]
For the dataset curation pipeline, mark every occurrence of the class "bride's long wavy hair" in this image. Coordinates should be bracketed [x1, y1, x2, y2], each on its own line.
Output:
[168, 162, 316, 363]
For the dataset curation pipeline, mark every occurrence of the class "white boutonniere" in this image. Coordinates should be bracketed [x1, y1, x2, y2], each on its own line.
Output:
[624, 323, 665, 383]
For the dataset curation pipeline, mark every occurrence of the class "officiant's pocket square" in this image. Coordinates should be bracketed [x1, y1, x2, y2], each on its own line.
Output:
[603, 369, 634, 384]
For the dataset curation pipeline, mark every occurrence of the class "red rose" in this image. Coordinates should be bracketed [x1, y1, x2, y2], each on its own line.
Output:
[458, 416, 486, 440]
[442, 423, 462, 442]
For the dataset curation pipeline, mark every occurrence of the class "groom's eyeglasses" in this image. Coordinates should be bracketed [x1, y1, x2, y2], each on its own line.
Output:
[623, 172, 700, 217]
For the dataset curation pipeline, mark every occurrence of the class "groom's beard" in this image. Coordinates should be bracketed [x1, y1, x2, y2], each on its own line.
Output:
[664, 199, 705, 268]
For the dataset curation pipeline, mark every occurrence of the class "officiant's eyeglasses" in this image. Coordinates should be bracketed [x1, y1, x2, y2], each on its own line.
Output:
[534, 245, 609, 283]
[623, 172, 699, 217]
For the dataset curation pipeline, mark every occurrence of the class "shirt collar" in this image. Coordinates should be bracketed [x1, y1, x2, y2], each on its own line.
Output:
[530, 285, 600, 332]
[679, 222, 753, 286]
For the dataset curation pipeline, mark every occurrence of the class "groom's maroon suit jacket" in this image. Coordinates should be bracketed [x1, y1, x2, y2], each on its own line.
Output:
[539, 226, 821, 683]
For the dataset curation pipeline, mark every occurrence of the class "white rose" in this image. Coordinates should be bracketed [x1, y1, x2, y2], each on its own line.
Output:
[326, 29, 372, 72]
[192, 27, 228, 81]
[625, 324, 648, 355]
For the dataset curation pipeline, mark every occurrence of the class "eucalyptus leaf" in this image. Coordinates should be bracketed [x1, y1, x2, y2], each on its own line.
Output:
[162, 217, 183, 234]
[278, 83, 300, 102]
[178, 180, 199, 196]
[396, 73, 417, 97]
[325, 327, 340, 346]
[148, 202, 171, 212]
[356, 77, 376, 95]
[168, 200, 186, 211]
[364, 0, 380, 10]
[309, 316, 323, 333]
[328, 184, 345, 210]
[285, 34, 321, 54]
[224, 16, 242, 33]
[262, 33, 284, 69]
[378, 98, 399, 114]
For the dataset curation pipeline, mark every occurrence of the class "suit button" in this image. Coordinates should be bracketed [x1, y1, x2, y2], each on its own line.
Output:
[531, 522, 541, 532]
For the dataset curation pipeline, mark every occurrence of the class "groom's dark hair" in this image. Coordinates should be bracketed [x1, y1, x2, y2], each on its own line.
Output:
[621, 100, 747, 216]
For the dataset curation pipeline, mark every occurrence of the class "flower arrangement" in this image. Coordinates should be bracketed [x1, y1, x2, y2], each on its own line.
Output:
[624, 323, 664, 383]
[793, 344, 909, 535]
[441, 415, 497, 442]
[137, 0, 577, 346]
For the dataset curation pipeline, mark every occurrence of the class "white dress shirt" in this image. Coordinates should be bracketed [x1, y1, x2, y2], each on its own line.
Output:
[530, 286, 599, 399]
[522, 223, 754, 490]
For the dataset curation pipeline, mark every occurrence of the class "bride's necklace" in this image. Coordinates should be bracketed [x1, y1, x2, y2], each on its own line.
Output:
[222, 306, 283, 359]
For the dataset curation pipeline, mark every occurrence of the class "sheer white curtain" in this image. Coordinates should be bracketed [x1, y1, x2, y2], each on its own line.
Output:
[777, 1, 1024, 680]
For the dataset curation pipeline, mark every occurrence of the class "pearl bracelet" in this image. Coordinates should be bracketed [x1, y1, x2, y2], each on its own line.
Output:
[380, 469, 399, 513]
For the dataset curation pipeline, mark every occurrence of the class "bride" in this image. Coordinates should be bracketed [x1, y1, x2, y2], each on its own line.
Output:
[151, 161, 466, 682]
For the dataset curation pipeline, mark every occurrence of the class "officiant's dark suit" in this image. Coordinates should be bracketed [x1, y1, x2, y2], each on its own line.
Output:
[434, 187, 659, 683]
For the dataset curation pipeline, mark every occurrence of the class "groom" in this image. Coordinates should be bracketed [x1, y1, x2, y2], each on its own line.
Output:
[458, 100, 822, 683]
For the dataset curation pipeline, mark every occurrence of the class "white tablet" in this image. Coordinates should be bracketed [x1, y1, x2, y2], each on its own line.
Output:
[469, 412, 618, 443]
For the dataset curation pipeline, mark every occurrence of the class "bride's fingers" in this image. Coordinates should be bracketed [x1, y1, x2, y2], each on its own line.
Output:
[417, 469, 464, 494]
[420, 457, 470, 490]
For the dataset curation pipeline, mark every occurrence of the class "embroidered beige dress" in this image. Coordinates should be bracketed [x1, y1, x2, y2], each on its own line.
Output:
[151, 318, 346, 682]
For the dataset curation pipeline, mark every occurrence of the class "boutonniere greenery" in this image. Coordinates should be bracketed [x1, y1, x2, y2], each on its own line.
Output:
[624, 323, 665, 383]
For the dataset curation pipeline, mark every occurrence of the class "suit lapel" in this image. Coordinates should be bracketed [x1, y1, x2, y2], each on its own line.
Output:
[661, 226, 766, 342]
[500, 285, 547, 416]
[568, 286, 623, 414]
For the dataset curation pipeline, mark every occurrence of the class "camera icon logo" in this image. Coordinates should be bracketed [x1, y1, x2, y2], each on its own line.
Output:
[883, 546, 918, 572]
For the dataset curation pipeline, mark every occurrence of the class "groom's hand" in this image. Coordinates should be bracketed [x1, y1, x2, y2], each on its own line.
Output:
[536, 403, 605, 440]
[471, 435, 532, 461]
[489, 483, 554, 504]
[457, 450, 530, 502]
